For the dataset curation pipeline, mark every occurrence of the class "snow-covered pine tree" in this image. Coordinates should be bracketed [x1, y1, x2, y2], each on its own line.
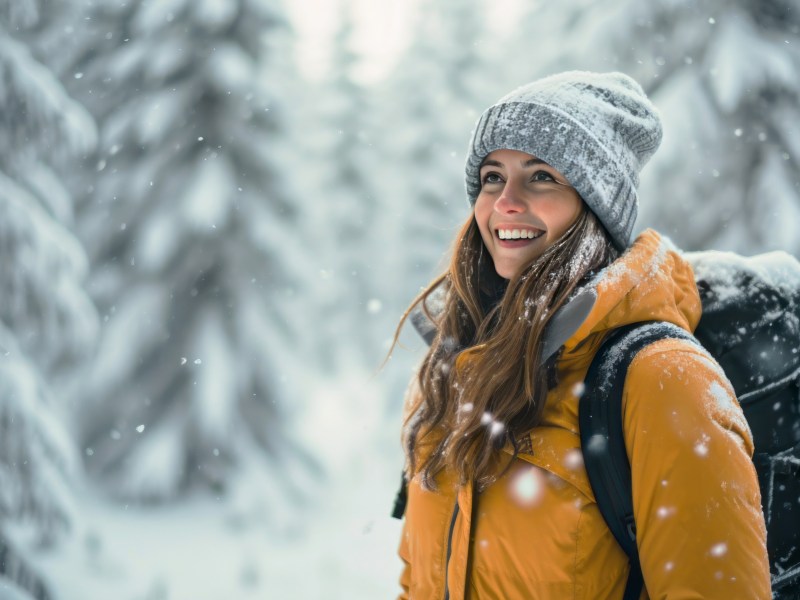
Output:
[0, 0, 97, 534]
[60, 0, 315, 505]
[0, 0, 99, 596]
[297, 7, 385, 373]
[282, 6, 418, 497]
[378, 0, 494, 303]
[374, 0, 495, 404]
[514, 0, 800, 255]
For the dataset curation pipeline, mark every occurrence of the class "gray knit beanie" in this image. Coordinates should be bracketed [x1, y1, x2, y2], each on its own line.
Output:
[465, 71, 662, 249]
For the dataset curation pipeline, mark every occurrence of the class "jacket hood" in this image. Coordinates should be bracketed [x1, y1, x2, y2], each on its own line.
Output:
[547, 228, 701, 365]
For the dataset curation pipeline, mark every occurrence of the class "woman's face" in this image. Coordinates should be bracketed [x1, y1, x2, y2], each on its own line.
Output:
[474, 149, 583, 280]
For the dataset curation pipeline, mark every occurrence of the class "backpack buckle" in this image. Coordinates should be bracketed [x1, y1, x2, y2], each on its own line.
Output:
[625, 514, 637, 542]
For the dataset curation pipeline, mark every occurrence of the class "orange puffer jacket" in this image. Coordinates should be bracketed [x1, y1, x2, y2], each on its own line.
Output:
[397, 230, 771, 599]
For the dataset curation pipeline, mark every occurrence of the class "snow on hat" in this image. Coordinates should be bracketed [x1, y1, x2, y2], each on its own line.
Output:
[465, 71, 662, 249]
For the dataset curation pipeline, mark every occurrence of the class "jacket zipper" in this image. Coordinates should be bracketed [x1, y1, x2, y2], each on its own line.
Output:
[443, 501, 460, 600]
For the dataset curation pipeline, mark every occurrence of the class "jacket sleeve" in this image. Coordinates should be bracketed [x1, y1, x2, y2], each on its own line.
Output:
[397, 377, 418, 600]
[623, 340, 771, 600]
[398, 519, 411, 599]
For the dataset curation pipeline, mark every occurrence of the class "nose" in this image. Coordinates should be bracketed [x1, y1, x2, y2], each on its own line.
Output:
[495, 181, 526, 214]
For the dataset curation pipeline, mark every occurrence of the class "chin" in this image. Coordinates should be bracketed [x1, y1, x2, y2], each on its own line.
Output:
[496, 255, 539, 280]
[495, 264, 519, 280]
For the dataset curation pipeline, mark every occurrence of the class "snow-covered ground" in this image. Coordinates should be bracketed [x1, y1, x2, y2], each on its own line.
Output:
[16, 470, 403, 599]
[13, 371, 408, 600]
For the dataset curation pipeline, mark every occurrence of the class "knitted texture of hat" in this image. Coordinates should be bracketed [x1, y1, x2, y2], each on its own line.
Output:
[465, 71, 662, 249]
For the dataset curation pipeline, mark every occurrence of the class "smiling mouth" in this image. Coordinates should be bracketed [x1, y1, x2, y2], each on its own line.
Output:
[496, 228, 544, 241]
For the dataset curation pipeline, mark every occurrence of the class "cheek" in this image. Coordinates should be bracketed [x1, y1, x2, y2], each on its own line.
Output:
[474, 199, 494, 242]
[547, 196, 583, 236]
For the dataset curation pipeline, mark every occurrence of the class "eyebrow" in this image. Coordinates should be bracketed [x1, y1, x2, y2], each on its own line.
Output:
[479, 158, 549, 169]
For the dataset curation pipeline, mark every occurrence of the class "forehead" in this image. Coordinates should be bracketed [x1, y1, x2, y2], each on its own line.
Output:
[480, 149, 548, 168]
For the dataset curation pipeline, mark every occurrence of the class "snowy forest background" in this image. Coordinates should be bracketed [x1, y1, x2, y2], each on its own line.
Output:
[1, 0, 798, 597]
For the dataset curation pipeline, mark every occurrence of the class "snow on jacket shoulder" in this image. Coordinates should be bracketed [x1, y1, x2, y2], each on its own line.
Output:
[397, 229, 771, 600]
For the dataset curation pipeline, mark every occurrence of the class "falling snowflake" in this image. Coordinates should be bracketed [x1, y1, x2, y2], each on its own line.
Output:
[489, 421, 505, 436]
[509, 467, 544, 507]
[710, 542, 728, 557]
[563, 448, 583, 470]
[656, 506, 676, 519]
[694, 433, 711, 457]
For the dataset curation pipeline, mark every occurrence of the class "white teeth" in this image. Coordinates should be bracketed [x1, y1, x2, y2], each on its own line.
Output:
[498, 229, 541, 240]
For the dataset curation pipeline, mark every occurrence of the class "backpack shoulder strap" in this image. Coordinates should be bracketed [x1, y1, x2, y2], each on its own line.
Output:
[579, 321, 697, 600]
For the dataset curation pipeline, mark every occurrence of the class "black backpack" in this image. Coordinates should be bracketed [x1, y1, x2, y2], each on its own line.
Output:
[582, 250, 800, 600]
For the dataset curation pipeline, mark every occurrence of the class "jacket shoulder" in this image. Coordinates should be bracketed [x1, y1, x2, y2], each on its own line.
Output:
[618, 336, 771, 598]
[623, 336, 753, 456]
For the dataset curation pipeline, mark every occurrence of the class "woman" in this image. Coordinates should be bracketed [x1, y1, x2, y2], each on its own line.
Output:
[395, 72, 770, 599]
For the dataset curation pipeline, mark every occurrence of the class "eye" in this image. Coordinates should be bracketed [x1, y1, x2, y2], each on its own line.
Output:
[531, 170, 556, 183]
[481, 171, 504, 186]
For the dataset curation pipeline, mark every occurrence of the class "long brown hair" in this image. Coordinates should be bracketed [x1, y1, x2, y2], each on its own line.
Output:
[395, 208, 619, 491]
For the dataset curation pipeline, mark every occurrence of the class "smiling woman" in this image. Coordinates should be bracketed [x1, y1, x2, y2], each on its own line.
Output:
[390, 71, 771, 600]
